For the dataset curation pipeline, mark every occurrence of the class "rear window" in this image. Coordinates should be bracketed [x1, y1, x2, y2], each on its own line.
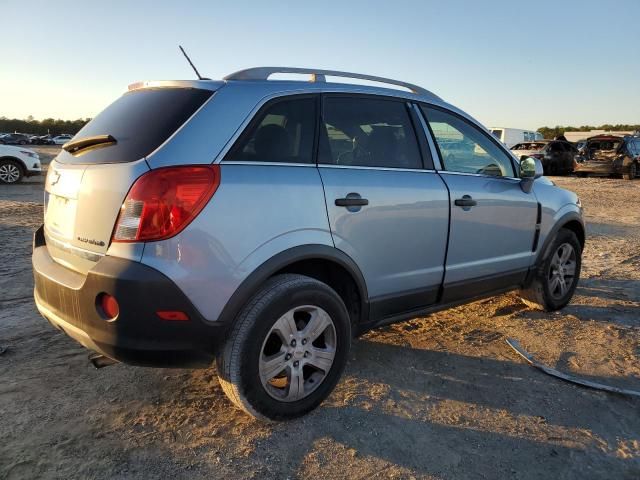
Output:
[60, 88, 213, 164]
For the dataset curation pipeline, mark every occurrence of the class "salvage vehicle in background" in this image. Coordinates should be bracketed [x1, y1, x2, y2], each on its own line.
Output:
[0, 133, 31, 145]
[490, 127, 543, 147]
[574, 134, 640, 180]
[511, 140, 577, 175]
[32, 68, 585, 420]
[0, 144, 42, 183]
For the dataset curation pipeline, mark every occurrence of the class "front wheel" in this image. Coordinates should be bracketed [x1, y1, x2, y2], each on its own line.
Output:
[0, 159, 24, 184]
[217, 274, 351, 421]
[520, 229, 582, 311]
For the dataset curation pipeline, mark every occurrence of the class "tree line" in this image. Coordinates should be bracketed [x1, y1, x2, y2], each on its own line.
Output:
[2, 115, 638, 140]
[537, 124, 640, 139]
[0, 116, 91, 136]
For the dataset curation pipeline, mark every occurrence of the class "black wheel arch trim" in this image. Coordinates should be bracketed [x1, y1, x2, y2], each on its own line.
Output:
[215, 244, 370, 327]
[527, 211, 584, 283]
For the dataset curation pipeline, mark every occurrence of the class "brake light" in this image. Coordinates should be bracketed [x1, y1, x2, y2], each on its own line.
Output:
[113, 165, 220, 242]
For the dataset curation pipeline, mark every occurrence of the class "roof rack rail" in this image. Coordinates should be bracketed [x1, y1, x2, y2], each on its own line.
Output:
[223, 67, 437, 98]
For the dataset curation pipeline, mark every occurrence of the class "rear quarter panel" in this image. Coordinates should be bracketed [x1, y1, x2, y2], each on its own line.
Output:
[139, 164, 334, 322]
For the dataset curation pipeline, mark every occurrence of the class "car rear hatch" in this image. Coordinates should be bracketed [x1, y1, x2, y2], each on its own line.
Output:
[43, 85, 217, 275]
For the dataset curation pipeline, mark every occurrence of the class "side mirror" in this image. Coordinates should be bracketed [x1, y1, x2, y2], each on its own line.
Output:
[519, 156, 543, 193]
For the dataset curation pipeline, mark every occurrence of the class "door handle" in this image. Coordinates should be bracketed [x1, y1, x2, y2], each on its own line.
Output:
[335, 195, 369, 207]
[454, 195, 477, 208]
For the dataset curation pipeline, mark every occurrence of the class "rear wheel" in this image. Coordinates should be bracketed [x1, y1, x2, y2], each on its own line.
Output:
[0, 159, 24, 184]
[623, 162, 637, 180]
[217, 274, 351, 421]
[520, 229, 582, 311]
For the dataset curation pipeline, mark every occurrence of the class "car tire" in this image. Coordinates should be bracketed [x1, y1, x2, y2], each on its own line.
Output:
[217, 274, 352, 421]
[623, 162, 637, 180]
[520, 228, 582, 312]
[0, 158, 24, 184]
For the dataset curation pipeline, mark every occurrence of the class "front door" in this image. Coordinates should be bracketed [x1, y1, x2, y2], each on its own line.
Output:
[318, 95, 450, 319]
[420, 105, 538, 302]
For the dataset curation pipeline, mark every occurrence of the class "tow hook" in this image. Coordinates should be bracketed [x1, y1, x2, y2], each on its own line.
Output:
[88, 352, 118, 369]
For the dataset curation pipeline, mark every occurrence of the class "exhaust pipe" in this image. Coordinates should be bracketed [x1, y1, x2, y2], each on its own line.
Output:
[88, 352, 119, 369]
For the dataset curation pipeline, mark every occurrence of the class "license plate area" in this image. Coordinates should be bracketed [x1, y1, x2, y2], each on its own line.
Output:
[45, 194, 77, 240]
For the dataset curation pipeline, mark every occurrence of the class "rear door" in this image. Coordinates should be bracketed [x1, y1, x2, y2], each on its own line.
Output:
[419, 105, 538, 303]
[318, 95, 449, 319]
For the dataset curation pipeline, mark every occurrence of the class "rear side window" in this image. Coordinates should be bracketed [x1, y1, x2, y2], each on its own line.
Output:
[64, 88, 214, 164]
[318, 97, 422, 169]
[225, 96, 317, 163]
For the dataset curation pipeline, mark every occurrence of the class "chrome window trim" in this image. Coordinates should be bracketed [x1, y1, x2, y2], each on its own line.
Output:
[319, 164, 437, 173]
[219, 160, 315, 167]
[437, 170, 521, 182]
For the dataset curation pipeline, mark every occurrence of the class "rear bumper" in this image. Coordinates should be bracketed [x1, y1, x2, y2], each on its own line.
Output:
[32, 225, 227, 367]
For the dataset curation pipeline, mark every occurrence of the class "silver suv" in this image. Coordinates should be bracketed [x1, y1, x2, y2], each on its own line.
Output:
[32, 68, 585, 420]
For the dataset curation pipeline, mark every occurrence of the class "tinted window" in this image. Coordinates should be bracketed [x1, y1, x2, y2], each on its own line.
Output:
[65, 88, 214, 164]
[319, 97, 422, 169]
[422, 106, 515, 177]
[491, 129, 503, 139]
[226, 96, 316, 163]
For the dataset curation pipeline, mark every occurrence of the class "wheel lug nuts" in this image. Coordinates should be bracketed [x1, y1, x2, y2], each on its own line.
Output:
[293, 361, 299, 367]
[290, 339, 296, 347]
[304, 352, 309, 358]
[301, 338, 307, 345]
[285, 353, 292, 360]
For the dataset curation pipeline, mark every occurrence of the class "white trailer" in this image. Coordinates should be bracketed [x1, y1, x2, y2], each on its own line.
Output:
[489, 127, 542, 147]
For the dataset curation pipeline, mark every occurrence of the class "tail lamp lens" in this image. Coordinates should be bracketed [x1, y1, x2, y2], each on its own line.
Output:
[113, 166, 220, 242]
[98, 293, 119, 319]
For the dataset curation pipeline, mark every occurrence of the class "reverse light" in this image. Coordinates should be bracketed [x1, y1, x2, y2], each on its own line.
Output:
[113, 166, 220, 242]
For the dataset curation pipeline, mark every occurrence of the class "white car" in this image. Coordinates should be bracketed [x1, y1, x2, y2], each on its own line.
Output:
[52, 134, 73, 145]
[0, 145, 42, 183]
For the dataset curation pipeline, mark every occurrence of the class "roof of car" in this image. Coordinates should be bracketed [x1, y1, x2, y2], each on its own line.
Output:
[128, 67, 443, 104]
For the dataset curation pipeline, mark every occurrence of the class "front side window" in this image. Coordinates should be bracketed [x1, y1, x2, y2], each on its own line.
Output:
[318, 97, 422, 169]
[422, 106, 515, 177]
[226, 96, 316, 163]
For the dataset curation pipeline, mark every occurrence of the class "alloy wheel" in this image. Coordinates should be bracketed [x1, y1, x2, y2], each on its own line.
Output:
[259, 305, 337, 402]
[548, 242, 577, 299]
[0, 163, 21, 183]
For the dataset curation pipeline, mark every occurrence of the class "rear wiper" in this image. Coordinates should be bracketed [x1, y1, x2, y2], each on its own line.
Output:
[63, 135, 117, 154]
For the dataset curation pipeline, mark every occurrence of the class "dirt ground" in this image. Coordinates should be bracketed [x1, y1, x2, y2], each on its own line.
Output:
[1, 151, 639, 479]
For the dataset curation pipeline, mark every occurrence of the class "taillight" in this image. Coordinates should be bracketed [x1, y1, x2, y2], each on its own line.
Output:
[113, 165, 220, 242]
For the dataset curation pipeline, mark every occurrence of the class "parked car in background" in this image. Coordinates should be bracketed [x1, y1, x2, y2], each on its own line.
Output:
[490, 127, 543, 148]
[0, 144, 42, 183]
[51, 134, 73, 145]
[33, 67, 585, 421]
[0, 133, 31, 145]
[511, 140, 577, 175]
[30, 134, 55, 145]
[574, 134, 640, 180]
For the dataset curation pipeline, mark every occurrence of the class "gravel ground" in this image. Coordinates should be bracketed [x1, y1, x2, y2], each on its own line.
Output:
[1, 161, 639, 479]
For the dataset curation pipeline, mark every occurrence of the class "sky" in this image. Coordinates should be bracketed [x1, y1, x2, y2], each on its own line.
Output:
[2, 0, 639, 129]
